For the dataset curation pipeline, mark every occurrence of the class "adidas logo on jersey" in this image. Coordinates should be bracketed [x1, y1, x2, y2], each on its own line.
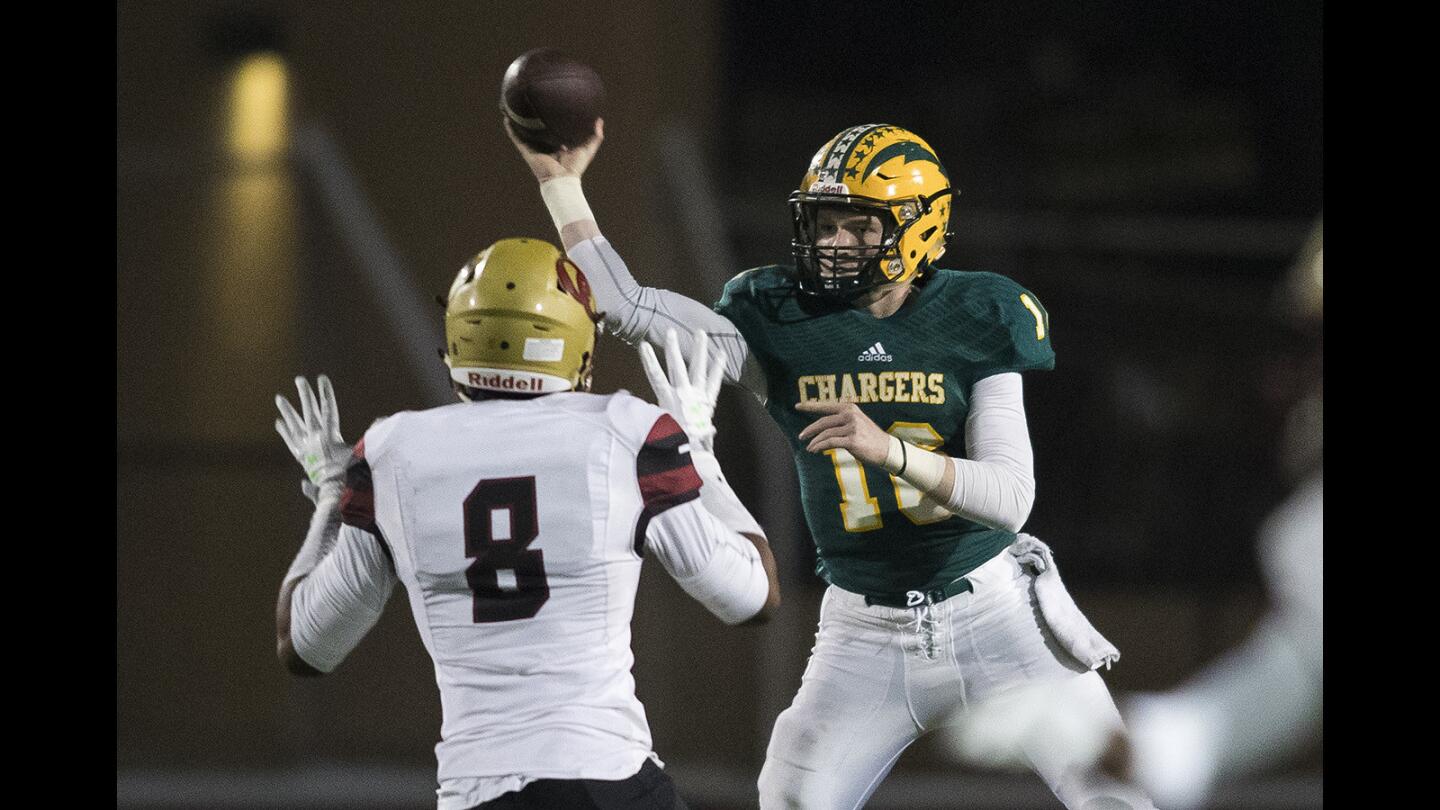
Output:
[857, 342, 893, 362]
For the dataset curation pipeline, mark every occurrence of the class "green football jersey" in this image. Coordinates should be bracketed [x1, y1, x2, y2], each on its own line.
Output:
[715, 264, 1055, 598]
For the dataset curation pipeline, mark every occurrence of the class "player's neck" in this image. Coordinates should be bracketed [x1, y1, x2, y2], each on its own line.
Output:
[854, 282, 913, 318]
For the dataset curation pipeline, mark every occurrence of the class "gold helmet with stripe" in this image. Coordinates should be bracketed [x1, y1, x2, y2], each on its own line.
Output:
[790, 124, 956, 299]
[443, 238, 602, 399]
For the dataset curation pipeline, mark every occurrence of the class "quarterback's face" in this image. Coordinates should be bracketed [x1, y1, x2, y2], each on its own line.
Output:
[815, 208, 884, 247]
[814, 207, 885, 276]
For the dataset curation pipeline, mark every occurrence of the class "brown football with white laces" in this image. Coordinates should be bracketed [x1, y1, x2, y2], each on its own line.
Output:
[500, 48, 604, 153]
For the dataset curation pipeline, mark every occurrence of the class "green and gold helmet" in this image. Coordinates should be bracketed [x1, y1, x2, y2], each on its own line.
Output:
[443, 238, 602, 399]
[789, 124, 956, 299]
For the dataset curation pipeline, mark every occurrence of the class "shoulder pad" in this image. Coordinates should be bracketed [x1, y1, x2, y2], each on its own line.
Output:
[726, 266, 763, 285]
[604, 391, 669, 451]
[951, 271, 1047, 333]
[944, 270, 1054, 378]
[358, 414, 400, 462]
[717, 265, 795, 313]
[722, 265, 791, 295]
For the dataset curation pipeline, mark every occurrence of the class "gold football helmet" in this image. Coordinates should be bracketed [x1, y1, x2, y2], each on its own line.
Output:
[790, 124, 956, 299]
[443, 238, 602, 399]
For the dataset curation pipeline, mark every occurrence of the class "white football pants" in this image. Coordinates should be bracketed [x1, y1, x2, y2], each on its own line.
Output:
[758, 550, 1155, 810]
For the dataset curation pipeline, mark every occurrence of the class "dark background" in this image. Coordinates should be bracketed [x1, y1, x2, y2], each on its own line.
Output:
[117, 1, 1322, 807]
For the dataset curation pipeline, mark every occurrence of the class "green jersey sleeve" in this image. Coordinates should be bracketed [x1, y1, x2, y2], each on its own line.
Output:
[713, 266, 792, 381]
[714, 267, 766, 329]
[961, 272, 1056, 383]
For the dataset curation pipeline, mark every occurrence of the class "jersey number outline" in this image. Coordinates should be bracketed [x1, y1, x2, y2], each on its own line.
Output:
[1019, 293, 1047, 341]
[826, 421, 950, 532]
[463, 476, 550, 622]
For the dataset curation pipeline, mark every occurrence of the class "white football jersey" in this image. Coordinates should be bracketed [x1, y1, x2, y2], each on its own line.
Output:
[338, 390, 729, 783]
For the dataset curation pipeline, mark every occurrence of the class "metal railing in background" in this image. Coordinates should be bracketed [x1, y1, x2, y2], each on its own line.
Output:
[290, 122, 453, 408]
[116, 123, 453, 408]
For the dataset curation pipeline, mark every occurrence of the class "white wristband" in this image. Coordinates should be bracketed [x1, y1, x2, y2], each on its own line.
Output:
[539, 176, 595, 232]
[884, 435, 905, 472]
[883, 435, 947, 493]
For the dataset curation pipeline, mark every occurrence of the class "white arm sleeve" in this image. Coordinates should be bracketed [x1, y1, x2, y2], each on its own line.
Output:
[946, 373, 1036, 533]
[282, 485, 345, 591]
[288, 522, 398, 673]
[644, 499, 769, 625]
[566, 236, 766, 397]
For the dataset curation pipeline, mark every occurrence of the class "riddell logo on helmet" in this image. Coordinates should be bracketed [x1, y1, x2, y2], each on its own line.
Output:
[468, 372, 541, 391]
[809, 181, 851, 195]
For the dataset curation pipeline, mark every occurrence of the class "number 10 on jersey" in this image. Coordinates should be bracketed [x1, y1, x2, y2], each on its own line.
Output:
[824, 422, 950, 532]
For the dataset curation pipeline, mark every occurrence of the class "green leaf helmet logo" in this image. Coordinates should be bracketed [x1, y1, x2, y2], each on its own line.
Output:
[861, 142, 948, 182]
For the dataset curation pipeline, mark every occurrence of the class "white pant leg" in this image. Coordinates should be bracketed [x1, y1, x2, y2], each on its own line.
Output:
[945, 552, 1157, 810]
[759, 587, 922, 810]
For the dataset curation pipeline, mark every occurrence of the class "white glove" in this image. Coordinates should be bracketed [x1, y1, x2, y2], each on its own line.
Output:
[639, 329, 764, 540]
[639, 328, 725, 453]
[274, 374, 351, 495]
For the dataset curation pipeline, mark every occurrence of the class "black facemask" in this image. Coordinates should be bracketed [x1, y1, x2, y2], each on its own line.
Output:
[789, 196, 908, 300]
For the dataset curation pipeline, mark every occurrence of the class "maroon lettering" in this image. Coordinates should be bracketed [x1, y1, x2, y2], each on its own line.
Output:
[464, 476, 549, 622]
[463, 372, 544, 391]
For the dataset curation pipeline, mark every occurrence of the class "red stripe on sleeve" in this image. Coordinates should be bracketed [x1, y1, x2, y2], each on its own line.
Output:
[637, 414, 702, 506]
[644, 413, 686, 446]
[639, 466, 703, 505]
[340, 439, 377, 532]
[632, 414, 703, 556]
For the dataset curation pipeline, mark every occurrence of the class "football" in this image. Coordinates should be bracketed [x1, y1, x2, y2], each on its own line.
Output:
[500, 48, 605, 153]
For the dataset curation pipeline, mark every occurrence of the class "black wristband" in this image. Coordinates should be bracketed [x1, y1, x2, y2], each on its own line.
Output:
[897, 440, 908, 476]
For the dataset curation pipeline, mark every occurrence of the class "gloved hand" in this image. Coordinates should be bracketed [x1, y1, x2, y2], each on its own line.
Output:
[640, 328, 763, 540]
[300, 479, 321, 505]
[274, 374, 351, 496]
[639, 328, 725, 453]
